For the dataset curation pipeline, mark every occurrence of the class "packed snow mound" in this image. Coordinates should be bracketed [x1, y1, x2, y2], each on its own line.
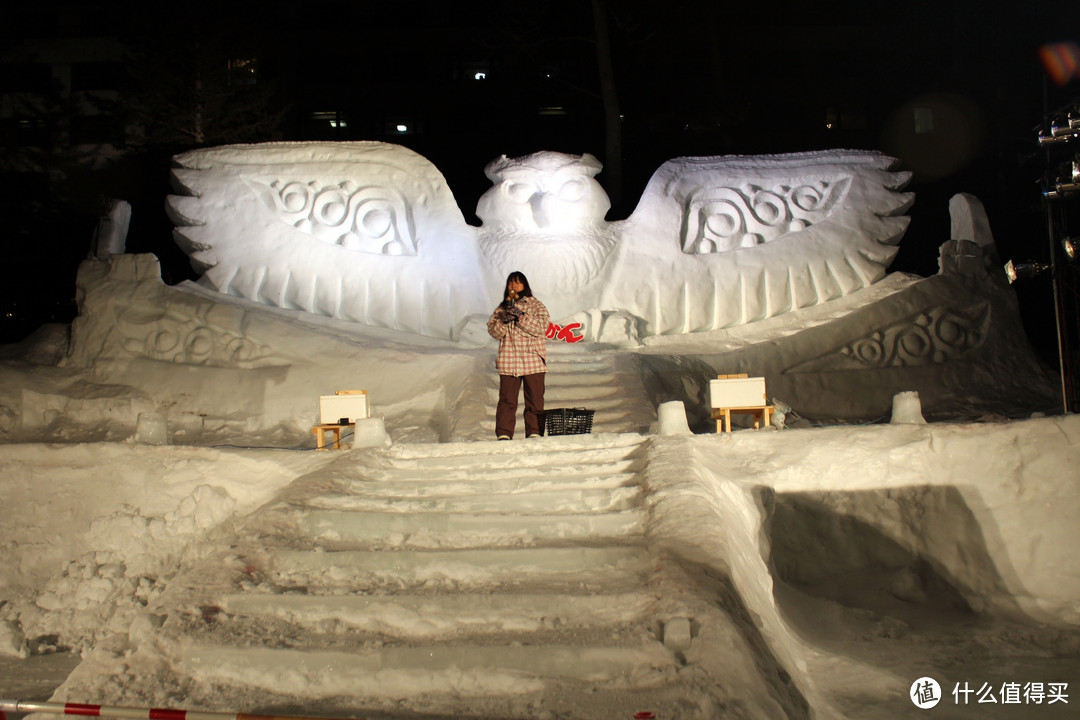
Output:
[0, 443, 335, 653]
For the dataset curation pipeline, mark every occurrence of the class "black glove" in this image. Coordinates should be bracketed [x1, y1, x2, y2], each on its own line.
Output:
[503, 304, 524, 323]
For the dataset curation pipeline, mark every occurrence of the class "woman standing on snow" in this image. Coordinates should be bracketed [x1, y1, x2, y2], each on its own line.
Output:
[487, 271, 550, 440]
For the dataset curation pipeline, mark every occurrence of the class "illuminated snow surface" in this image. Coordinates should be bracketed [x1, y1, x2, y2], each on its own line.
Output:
[1, 319, 1078, 720]
[166, 144, 912, 340]
[0, 151, 1074, 719]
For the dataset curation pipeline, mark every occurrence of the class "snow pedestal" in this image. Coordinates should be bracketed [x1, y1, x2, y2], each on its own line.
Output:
[662, 617, 693, 653]
[92, 199, 131, 260]
[352, 417, 391, 448]
[890, 391, 927, 424]
[657, 401, 692, 435]
[134, 412, 168, 445]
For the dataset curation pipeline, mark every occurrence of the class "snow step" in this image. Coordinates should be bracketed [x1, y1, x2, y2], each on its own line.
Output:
[530, 348, 614, 360]
[177, 642, 678, 698]
[478, 407, 642, 432]
[545, 360, 615, 372]
[220, 590, 660, 639]
[335, 471, 641, 498]
[353, 457, 642, 484]
[370, 444, 643, 471]
[384, 433, 643, 458]
[284, 508, 645, 547]
[483, 384, 622, 401]
[549, 353, 613, 365]
[262, 546, 652, 591]
[545, 371, 617, 386]
[298, 485, 643, 514]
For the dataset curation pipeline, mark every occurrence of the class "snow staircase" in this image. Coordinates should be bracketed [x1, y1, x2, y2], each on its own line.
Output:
[148, 434, 701, 718]
[468, 342, 654, 441]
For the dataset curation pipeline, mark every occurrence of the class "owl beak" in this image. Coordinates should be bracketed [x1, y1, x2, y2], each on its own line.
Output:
[529, 191, 551, 229]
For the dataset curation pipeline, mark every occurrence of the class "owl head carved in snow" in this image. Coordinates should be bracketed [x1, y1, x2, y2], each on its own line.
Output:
[476, 151, 610, 233]
[475, 151, 619, 298]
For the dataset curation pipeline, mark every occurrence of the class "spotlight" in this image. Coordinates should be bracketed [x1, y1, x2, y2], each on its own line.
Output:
[1037, 117, 1080, 145]
[1038, 129, 1078, 145]
[1052, 118, 1080, 137]
[1043, 164, 1080, 198]
[1004, 259, 1051, 284]
[1051, 182, 1080, 197]
[1064, 237, 1078, 261]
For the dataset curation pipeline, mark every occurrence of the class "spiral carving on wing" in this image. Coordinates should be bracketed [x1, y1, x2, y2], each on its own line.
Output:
[682, 178, 851, 254]
[787, 304, 990, 372]
[259, 180, 417, 256]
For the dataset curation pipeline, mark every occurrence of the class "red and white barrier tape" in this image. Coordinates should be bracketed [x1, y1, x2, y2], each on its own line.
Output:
[0, 702, 357, 720]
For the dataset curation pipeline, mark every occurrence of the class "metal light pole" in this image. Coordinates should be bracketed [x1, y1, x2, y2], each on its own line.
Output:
[1038, 109, 1080, 413]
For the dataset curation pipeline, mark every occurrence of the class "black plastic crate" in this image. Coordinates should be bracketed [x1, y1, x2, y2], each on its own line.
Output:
[541, 408, 594, 436]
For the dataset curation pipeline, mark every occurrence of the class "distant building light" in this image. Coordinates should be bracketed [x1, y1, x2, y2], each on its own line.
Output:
[311, 111, 345, 129]
[825, 107, 838, 130]
[474, 72, 487, 80]
[227, 58, 258, 86]
[538, 106, 566, 116]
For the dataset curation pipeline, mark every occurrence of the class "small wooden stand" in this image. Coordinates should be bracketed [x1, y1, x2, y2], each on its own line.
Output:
[711, 406, 774, 433]
[711, 373, 773, 433]
[312, 422, 354, 450]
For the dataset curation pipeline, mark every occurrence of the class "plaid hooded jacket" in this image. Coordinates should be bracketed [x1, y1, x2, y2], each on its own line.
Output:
[487, 296, 550, 376]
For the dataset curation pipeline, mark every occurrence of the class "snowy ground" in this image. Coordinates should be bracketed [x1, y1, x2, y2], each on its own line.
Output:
[0, 445, 337, 701]
[1, 415, 1078, 719]
[0, 253, 1077, 718]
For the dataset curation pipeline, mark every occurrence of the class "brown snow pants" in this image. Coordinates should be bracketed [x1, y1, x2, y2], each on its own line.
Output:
[495, 373, 546, 439]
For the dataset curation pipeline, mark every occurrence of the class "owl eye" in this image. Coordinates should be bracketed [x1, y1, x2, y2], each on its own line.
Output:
[558, 178, 586, 202]
[506, 182, 536, 203]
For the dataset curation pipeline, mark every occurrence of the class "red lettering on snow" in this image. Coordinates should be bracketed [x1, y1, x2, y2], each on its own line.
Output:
[546, 322, 584, 343]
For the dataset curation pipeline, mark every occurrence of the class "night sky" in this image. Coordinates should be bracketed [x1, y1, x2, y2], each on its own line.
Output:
[1, 0, 1077, 359]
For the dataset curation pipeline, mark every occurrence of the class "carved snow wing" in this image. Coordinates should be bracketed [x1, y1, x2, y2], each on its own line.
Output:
[611, 150, 913, 335]
[167, 142, 487, 340]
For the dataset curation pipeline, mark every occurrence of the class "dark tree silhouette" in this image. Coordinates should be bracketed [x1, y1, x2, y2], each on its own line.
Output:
[117, 8, 287, 149]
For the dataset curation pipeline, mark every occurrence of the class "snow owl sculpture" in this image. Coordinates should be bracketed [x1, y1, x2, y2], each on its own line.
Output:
[167, 142, 911, 341]
[476, 151, 618, 300]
